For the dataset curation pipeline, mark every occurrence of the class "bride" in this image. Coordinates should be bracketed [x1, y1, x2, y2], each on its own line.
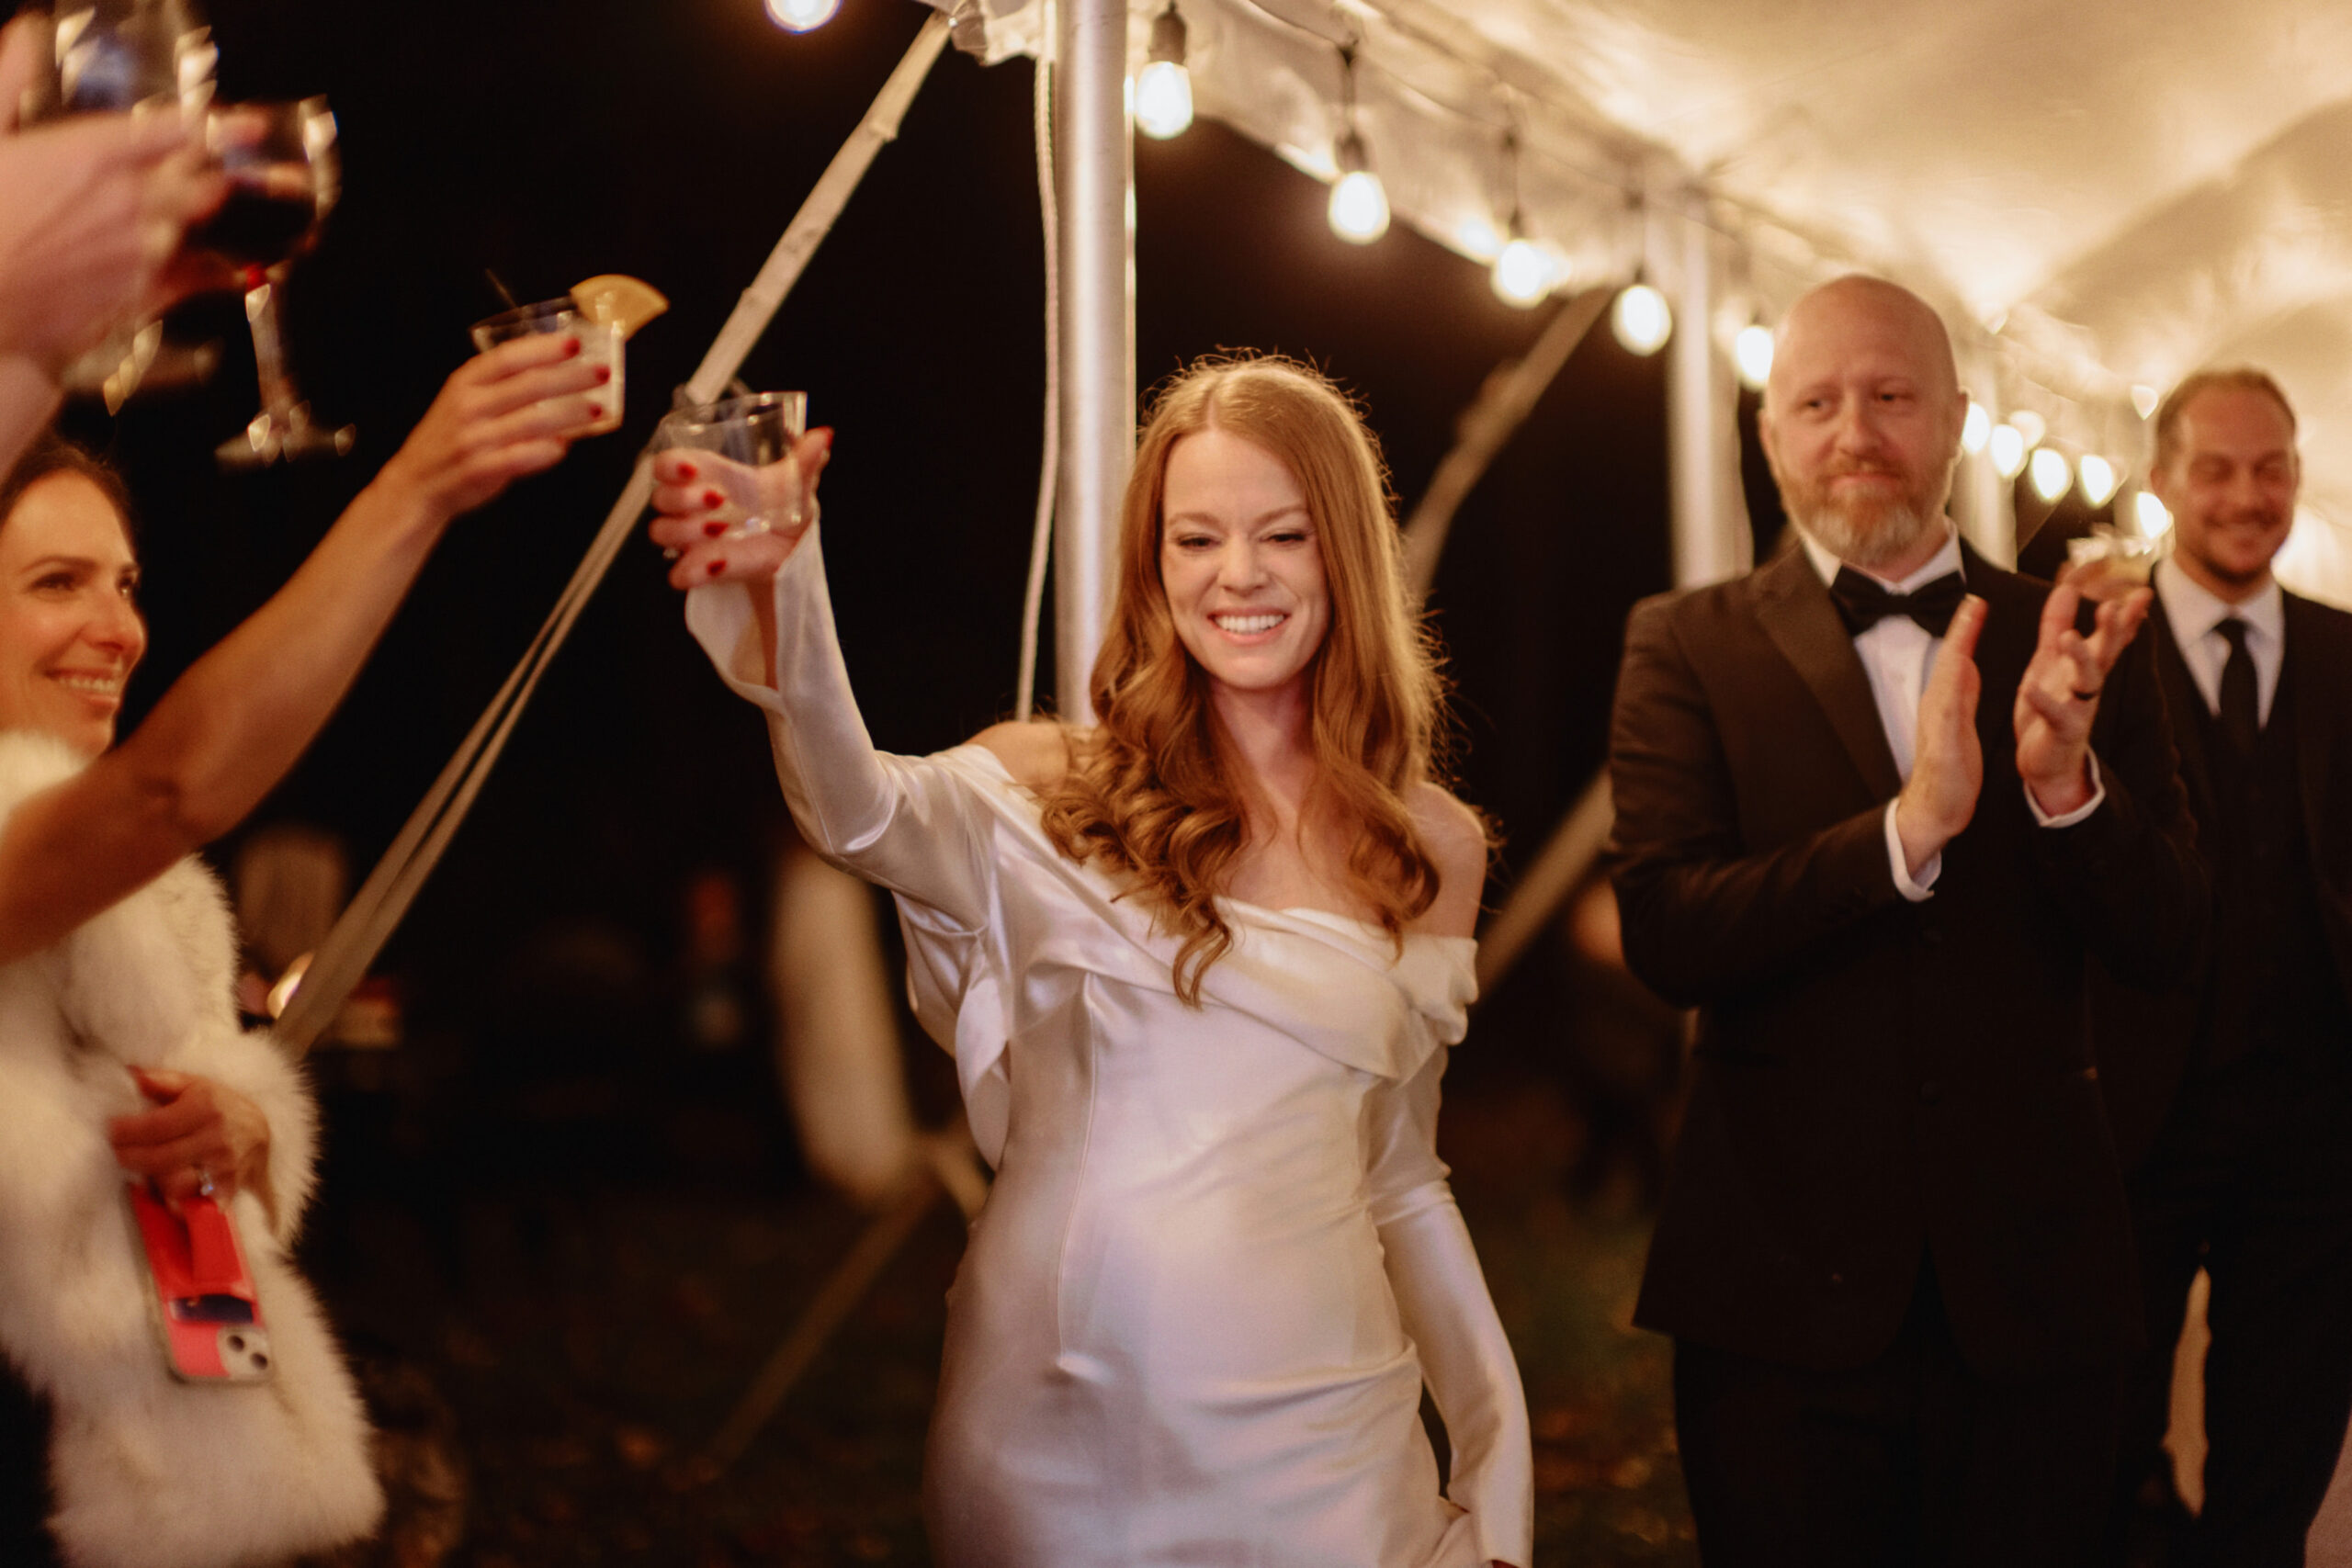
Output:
[652, 355, 1532, 1567]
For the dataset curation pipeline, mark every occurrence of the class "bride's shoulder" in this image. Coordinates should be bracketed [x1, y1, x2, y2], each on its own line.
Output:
[971, 720, 1079, 793]
[1406, 784, 1492, 939]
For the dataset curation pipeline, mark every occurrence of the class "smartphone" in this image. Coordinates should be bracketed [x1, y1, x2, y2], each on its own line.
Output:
[124, 1182, 273, 1383]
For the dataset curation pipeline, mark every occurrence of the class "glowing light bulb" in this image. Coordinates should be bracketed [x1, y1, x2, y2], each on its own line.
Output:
[2029, 446, 2073, 502]
[1989, 423, 2027, 479]
[1612, 282, 1671, 355]
[2132, 384, 2160, 420]
[2078, 454, 2120, 507]
[1136, 6, 1193, 140]
[1962, 403, 1991, 454]
[1491, 237, 1554, 308]
[1136, 61, 1193, 139]
[1327, 130, 1387, 244]
[1735, 323, 1773, 389]
[2134, 491, 2173, 538]
[765, 0, 842, 31]
[2010, 409, 2047, 449]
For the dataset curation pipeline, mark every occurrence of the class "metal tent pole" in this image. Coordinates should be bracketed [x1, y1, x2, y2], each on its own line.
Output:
[1667, 209, 1749, 589]
[1050, 0, 1135, 723]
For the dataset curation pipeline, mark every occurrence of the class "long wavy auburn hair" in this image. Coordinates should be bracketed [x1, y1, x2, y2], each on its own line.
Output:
[1036, 355, 1454, 1003]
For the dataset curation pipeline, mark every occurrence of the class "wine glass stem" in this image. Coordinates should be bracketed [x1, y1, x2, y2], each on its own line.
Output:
[246, 266, 301, 432]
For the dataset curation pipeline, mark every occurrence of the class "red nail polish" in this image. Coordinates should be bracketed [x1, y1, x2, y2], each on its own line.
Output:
[677, 461, 697, 480]
[707, 559, 726, 577]
[586, 403, 604, 420]
[704, 521, 727, 538]
[704, 489, 723, 509]
[594, 366, 612, 384]
[565, 335, 582, 356]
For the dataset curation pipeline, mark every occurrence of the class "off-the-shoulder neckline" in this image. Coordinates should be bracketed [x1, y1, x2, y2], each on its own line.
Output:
[944, 742, 1476, 950]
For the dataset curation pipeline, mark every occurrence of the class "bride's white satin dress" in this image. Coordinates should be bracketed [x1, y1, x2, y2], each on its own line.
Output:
[687, 528, 1534, 1568]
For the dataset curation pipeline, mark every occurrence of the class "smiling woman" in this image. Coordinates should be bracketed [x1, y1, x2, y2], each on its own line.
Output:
[0, 330, 604, 1566]
[653, 351, 1533, 1567]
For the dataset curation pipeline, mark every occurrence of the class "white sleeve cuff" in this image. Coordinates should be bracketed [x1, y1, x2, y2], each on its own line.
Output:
[1885, 798, 1939, 901]
[2025, 752, 2107, 828]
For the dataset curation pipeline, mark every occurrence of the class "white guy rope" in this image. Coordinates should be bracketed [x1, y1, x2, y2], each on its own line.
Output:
[1014, 18, 1060, 722]
[274, 12, 955, 1053]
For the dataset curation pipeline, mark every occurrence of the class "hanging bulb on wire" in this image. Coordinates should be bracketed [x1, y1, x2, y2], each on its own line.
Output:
[2077, 454, 2120, 507]
[1329, 140, 1389, 243]
[1491, 234, 1554, 307]
[1735, 321, 1773, 389]
[1962, 402, 1990, 454]
[2029, 446, 2073, 502]
[2134, 491, 2173, 538]
[764, 0, 842, 32]
[1326, 46, 1387, 244]
[1613, 279, 1671, 355]
[1989, 423, 2028, 479]
[1135, 4, 1193, 141]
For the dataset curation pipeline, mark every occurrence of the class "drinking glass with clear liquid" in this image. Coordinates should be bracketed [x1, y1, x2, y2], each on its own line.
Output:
[656, 392, 809, 535]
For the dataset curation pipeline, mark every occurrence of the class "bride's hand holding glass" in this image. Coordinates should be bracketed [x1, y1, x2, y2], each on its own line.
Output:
[647, 426, 831, 592]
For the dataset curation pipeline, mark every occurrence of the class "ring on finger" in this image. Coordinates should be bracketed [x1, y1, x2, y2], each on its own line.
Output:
[193, 1165, 215, 1199]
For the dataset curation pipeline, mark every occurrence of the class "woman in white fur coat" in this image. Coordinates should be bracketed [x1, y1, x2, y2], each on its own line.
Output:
[0, 331, 609, 1567]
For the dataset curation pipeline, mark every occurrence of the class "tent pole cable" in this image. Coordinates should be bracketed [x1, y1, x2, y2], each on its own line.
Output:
[274, 12, 955, 1054]
[1015, 17, 1059, 722]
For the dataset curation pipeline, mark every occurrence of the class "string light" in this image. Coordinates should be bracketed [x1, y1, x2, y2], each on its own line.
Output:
[1989, 423, 2028, 479]
[2029, 446, 2073, 502]
[1326, 48, 1387, 244]
[1488, 130, 1553, 307]
[1735, 322, 1773, 389]
[1135, 4, 1193, 141]
[1962, 402, 1991, 454]
[2078, 454, 2120, 507]
[1612, 279, 1671, 355]
[2134, 491, 2173, 537]
[2132, 384, 2160, 420]
[2010, 409, 2047, 450]
[764, 0, 842, 31]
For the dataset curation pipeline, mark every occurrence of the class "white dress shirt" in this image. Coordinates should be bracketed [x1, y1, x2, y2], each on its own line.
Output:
[1795, 525, 2105, 902]
[2152, 555, 2285, 726]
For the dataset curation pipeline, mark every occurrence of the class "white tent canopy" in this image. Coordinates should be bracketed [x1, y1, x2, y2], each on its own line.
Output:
[944, 0, 2352, 604]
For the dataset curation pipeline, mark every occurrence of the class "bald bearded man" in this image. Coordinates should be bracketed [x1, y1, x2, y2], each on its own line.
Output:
[1606, 275, 2206, 1563]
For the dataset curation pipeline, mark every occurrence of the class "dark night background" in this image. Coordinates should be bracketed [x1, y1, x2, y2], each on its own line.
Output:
[51, 0, 1733, 1560]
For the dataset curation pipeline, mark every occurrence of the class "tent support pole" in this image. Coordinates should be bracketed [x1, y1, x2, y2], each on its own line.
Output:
[1051, 0, 1134, 722]
[1667, 210, 1748, 589]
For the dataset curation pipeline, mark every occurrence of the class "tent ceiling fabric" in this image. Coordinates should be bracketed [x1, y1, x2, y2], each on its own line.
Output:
[941, 0, 2352, 600]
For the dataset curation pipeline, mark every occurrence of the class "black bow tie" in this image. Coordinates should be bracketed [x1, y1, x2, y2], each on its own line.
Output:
[1828, 567, 1967, 638]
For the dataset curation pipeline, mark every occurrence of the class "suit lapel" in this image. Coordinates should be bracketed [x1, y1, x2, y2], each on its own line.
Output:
[2285, 592, 2337, 854]
[2146, 597, 2215, 817]
[1752, 547, 1905, 801]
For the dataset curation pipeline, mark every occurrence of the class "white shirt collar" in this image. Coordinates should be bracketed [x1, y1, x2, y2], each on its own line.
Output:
[1795, 521, 1963, 596]
[2154, 555, 2284, 647]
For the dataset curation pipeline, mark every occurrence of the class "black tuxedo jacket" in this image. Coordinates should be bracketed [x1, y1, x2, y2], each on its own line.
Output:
[1608, 541, 2205, 1378]
[2095, 589, 2352, 1171]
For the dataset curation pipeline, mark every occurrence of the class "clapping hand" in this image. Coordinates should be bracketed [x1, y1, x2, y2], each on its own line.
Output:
[1894, 595, 1988, 876]
[2013, 575, 2151, 817]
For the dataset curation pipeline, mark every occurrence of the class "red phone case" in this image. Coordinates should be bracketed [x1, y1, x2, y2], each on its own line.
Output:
[125, 1182, 273, 1382]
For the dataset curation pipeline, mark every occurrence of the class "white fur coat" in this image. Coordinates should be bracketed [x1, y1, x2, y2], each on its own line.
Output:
[0, 733, 382, 1566]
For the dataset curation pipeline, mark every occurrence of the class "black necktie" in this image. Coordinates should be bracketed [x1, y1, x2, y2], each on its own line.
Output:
[1828, 567, 1967, 638]
[2216, 617, 2258, 757]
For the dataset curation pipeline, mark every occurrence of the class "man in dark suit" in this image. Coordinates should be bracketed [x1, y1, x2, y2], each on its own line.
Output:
[2101, 370, 2352, 1566]
[1607, 274, 2206, 1564]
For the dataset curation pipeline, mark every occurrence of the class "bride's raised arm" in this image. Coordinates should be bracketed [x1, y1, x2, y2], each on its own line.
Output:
[653, 436, 996, 931]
